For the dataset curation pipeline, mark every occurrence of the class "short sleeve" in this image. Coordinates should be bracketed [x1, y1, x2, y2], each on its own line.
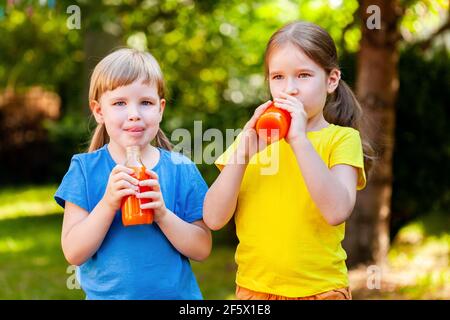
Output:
[214, 132, 243, 171]
[176, 163, 209, 223]
[329, 129, 367, 190]
[54, 155, 89, 212]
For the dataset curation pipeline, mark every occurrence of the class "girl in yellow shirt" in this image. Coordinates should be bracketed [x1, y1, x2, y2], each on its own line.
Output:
[203, 21, 374, 300]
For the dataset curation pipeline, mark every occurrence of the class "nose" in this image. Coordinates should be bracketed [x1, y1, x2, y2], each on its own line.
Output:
[285, 78, 299, 96]
[127, 104, 141, 121]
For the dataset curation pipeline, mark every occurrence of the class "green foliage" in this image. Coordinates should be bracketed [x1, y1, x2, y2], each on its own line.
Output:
[391, 46, 450, 237]
[23, 0, 364, 185]
[0, 3, 83, 92]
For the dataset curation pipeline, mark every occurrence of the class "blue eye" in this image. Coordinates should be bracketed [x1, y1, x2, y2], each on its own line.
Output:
[299, 73, 311, 78]
[113, 101, 126, 106]
[142, 101, 154, 106]
[272, 75, 283, 80]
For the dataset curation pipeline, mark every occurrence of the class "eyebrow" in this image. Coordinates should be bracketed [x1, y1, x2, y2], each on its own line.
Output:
[269, 68, 315, 76]
[109, 96, 158, 101]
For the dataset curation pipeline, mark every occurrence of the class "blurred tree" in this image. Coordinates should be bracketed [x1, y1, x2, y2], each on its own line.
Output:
[344, 0, 449, 267]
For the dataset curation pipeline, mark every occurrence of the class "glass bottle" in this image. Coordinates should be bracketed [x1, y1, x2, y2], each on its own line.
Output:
[121, 146, 154, 226]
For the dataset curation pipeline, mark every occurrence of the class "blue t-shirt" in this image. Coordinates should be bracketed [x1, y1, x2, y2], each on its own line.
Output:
[54, 144, 208, 300]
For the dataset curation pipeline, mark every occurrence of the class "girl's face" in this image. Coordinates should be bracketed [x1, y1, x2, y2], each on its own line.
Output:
[268, 43, 340, 119]
[91, 79, 165, 149]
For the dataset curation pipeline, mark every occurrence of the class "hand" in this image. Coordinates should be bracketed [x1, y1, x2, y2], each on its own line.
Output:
[273, 92, 308, 144]
[235, 100, 272, 163]
[136, 170, 167, 223]
[103, 165, 140, 211]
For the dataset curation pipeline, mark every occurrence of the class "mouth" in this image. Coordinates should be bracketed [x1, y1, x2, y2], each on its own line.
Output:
[124, 127, 145, 136]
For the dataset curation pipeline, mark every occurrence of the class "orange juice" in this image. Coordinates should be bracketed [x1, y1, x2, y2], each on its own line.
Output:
[121, 146, 154, 226]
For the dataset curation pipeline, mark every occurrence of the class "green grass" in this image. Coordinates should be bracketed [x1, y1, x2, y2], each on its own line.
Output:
[0, 212, 84, 299]
[385, 211, 450, 299]
[0, 185, 448, 299]
[191, 247, 236, 300]
[0, 185, 62, 220]
[0, 185, 236, 299]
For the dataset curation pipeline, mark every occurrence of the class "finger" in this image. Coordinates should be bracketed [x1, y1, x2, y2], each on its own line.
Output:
[112, 165, 134, 175]
[254, 100, 273, 114]
[276, 102, 307, 118]
[117, 188, 137, 198]
[140, 201, 162, 210]
[274, 97, 298, 108]
[138, 179, 160, 190]
[145, 169, 159, 180]
[136, 191, 160, 200]
[279, 92, 298, 103]
[244, 100, 272, 130]
[273, 102, 297, 114]
[116, 180, 140, 192]
[276, 94, 306, 110]
[114, 172, 139, 186]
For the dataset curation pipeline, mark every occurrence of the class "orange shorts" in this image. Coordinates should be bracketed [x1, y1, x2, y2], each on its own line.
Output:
[236, 285, 352, 300]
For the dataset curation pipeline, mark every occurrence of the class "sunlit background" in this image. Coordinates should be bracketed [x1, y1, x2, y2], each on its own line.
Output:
[0, 0, 448, 299]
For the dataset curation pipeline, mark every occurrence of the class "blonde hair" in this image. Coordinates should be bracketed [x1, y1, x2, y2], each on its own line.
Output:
[264, 21, 375, 177]
[87, 48, 172, 152]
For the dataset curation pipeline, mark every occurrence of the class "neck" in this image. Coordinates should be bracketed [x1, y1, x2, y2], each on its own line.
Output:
[306, 112, 329, 132]
[108, 140, 157, 165]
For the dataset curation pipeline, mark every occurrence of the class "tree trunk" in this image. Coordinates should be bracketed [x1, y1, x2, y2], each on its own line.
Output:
[343, 0, 402, 268]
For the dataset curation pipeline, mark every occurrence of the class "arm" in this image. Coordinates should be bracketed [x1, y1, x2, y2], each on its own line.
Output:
[203, 158, 247, 231]
[61, 199, 116, 266]
[203, 100, 273, 231]
[290, 137, 358, 226]
[156, 213, 212, 261]
[138, 170, 212, 261]
[274, 92, 358, 226]
[61, 165, 139, 266]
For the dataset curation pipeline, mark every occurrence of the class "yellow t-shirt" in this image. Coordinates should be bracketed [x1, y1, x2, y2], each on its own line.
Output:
[215, 124, 366, 297]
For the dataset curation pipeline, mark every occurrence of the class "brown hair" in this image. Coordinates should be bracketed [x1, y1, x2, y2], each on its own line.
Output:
[87, 48, 172, 152]
[264, 21, 375, 176]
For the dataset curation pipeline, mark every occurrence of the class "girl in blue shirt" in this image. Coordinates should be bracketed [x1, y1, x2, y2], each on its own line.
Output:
[55, 48, 211, 300]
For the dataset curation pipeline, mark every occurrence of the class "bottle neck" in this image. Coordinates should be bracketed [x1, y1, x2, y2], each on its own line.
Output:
[125, 146, 143, 167]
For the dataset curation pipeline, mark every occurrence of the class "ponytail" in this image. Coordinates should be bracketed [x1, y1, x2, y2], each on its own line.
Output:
[88, 123, 109, 152]
[153, 128, 173, 151]
[324, 80, 376, 178]
[324, 80, 361, 128]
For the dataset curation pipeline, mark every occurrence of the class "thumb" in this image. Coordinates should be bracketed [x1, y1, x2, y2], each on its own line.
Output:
[244, 100, 272, 130]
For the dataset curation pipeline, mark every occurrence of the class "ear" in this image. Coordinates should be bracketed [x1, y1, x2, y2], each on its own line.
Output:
[158, 98, 166, 122]
[90, 100, 104, 124]
[327, 69, 341, 94]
